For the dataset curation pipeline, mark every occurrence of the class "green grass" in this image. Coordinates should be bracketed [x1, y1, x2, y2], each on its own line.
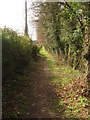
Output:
[61, 77, 72, 87]
[49, 76, 60, 86]
[40, 47, 81, 87]
[40, 47, 88, 118]
[65, 95, 88, 118]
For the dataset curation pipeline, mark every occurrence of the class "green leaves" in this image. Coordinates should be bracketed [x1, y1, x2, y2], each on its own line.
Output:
[37, 2, 89, 71]
[2, 27, 40, 79]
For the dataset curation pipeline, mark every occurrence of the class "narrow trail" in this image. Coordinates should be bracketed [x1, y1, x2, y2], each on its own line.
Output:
[3, 53, 88, 118]
[25, 55, 60, 118]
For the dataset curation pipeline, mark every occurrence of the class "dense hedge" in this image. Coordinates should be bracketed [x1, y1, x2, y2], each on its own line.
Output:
[2, 28, 40, 79]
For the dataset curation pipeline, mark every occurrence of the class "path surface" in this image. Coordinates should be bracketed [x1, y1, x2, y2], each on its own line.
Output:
[3, 52, 88, 118]
[25, 55, 59, 118]
[3, 54, 61, 118]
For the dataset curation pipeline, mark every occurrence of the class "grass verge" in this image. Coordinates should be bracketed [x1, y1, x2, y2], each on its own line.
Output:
[40, 46, 89, 119]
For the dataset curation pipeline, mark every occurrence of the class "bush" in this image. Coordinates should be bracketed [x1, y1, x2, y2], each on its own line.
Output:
[2, 28, 40, 79]
[31, 42, 40, 60]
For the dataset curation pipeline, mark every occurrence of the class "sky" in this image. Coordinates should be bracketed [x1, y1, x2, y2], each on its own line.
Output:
[0, 0, 36, 40]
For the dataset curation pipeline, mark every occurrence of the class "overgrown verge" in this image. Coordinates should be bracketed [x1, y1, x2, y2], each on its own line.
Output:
[2, 61, 37, 118]
[2, 27, 40, 118]
[40, 47, 89, 119]
[2, 27, 40, 79]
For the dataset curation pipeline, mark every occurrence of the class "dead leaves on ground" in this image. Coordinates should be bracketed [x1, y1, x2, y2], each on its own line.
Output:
[53, 77, 89, 118]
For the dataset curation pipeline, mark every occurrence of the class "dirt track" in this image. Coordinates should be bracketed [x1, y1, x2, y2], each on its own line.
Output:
[25, 55, 60, 118]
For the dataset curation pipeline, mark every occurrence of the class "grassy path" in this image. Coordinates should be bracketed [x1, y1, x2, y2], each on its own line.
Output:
[3, 47, 89, 119]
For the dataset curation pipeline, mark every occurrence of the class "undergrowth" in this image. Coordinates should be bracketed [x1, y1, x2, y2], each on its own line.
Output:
[40, 46, 89, 119]
[2, 27, 40, 118]
[2, 27, 40, 79]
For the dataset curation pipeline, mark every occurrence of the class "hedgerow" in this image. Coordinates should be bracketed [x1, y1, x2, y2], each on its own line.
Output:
[2, 27, 40, 79]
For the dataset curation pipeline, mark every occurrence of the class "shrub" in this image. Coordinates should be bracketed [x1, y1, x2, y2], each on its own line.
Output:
[2, 27, 39, 79]
[31, 42, 40, 60]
